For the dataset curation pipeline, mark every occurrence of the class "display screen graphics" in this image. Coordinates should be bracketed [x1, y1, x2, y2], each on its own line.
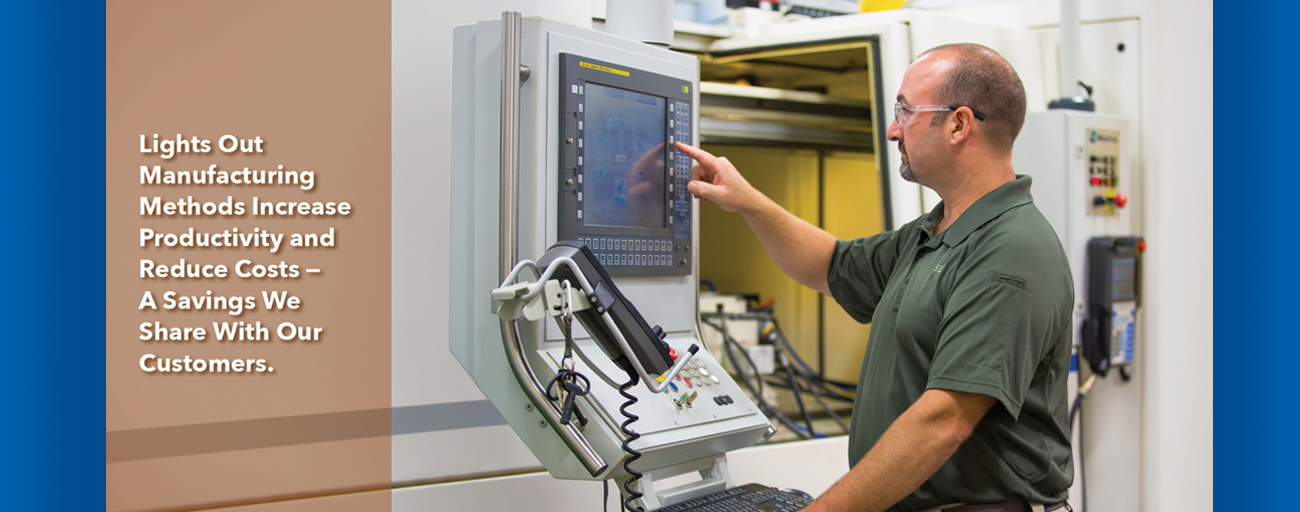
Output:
[584, 82, 666, 229]
[1112, 257, 1137, 300]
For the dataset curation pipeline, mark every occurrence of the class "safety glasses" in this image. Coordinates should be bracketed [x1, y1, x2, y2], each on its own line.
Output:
[894, 102, 987, 125]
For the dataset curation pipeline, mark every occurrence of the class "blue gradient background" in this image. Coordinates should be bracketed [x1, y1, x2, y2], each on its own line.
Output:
[1214, 0, 1293, 508]
[0, 2, 106, 509]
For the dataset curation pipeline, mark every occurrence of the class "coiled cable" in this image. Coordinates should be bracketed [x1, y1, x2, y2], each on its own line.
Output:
[618, 368, 644, 512]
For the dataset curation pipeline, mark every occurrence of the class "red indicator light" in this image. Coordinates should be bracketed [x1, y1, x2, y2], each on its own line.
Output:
[1091, 177, 1100, 186]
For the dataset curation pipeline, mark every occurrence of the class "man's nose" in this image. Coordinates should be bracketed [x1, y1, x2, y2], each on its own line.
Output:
[886, 118, 902, 142]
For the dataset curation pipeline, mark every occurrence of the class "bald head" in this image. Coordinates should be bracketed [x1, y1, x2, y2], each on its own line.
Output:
[916, 43, 1026, 154]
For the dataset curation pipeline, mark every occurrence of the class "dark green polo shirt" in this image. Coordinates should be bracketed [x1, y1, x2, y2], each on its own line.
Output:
[827, 176, 1074, 511]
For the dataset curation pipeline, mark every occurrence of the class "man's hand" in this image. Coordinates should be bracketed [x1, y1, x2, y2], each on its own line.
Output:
[675, 141, 837, 295]
[675, 141, 762, 214]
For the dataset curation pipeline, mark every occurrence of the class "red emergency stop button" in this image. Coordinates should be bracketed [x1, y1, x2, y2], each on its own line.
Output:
[1114, 193, 1128, 208]
[1137, 240, 1147, 253]
[669, 347, 677, 360]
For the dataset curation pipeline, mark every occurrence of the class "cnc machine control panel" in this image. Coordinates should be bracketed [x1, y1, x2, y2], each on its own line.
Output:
[558, 54, 693, 276]
[1086, 128, 1127, 216]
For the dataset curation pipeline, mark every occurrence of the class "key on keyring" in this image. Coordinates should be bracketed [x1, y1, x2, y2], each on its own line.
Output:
[558, 378, 585, 425]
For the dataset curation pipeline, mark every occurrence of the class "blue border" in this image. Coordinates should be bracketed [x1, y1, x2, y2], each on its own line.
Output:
[0, 3, 106, 508]
[1215, 1, 1297, 507]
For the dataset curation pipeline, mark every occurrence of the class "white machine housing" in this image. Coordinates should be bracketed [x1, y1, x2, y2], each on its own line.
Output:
[448, 14, 771, 506]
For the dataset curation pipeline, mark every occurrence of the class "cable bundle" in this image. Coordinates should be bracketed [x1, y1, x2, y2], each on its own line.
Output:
[701, 310, 856, 439]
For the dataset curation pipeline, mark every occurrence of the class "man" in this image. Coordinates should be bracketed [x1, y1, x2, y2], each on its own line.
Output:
[675, 43, 1074, 512]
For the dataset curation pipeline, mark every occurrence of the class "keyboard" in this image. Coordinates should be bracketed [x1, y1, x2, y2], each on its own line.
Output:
[651, 483, 813, 512]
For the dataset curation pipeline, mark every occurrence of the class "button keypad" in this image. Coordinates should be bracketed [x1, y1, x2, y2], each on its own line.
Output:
[672, 101, 692, 242]
[578, 236, 675, 268]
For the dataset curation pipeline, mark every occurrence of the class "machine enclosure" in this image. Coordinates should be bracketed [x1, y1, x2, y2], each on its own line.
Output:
[448, 16, 771, 482]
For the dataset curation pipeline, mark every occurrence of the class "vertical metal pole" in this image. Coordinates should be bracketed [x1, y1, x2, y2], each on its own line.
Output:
[817, 150, 826, 376]
[500, 10, 522, 283]
[1059, 0, 1080, 99]
[496, 11, 607, 477]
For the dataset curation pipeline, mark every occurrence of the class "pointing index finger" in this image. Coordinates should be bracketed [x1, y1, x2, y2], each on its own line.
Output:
[674, 141, 717, 167]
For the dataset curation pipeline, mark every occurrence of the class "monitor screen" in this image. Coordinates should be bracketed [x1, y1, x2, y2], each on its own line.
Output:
[584, 82, 666, 229]
[1112, 257, 1137, 300]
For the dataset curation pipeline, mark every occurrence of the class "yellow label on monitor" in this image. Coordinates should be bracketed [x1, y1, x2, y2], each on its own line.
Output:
[580, 61, 630, 77]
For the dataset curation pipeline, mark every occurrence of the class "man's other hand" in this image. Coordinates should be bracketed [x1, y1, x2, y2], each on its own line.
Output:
[675, 142, 761, 214]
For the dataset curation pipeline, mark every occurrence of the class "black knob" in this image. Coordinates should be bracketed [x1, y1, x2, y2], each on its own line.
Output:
[652, 325, 667, 340]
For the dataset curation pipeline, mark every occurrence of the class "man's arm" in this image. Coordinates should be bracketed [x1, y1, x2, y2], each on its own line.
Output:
[803, 389, 997, 512]
[675, 142, 837, 295]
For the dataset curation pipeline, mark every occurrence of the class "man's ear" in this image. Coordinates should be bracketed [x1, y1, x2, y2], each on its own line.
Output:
[948, 107, 975, 145]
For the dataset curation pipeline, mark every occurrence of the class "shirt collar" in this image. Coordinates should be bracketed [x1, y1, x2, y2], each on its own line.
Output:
[921, 175, 1036, 249]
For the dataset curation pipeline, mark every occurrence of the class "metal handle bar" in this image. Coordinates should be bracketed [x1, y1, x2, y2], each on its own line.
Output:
[497, 256, 697, 394]
[496, 10, 605, 477]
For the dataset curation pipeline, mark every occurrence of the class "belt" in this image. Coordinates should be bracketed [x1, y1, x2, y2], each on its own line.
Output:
[919, 500, 1069, 512]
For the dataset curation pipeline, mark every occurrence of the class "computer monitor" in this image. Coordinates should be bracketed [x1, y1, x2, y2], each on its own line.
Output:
[558, 53, 694, 276]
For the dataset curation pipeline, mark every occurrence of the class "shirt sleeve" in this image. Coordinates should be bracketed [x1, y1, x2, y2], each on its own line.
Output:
[925, 237, 1065, 420]
[825, 225, 911, 324]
